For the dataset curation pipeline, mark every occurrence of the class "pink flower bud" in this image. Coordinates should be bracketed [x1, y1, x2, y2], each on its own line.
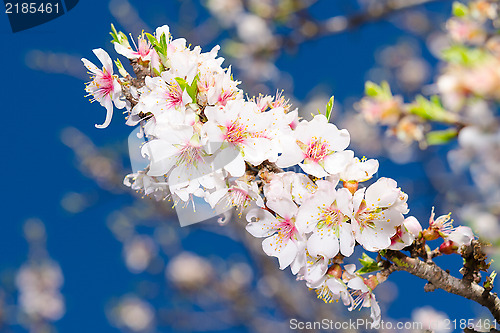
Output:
[439, 240, 457, 255]
[327, 264, 343, 279]
[343, 181, 359, 195]
[364, 275, 379, 290]
[404, 216, 422, 237]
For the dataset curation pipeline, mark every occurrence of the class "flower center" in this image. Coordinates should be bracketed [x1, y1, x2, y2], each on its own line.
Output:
[137, 37, 151, 58]
[390, 226, 403, 246]
[86, 69, 114, 102]
[218, 90, 237, 106]
[356, 208, 379, 232]
[305, 138, 330, 162]
[176, 143, 203, 166]
[224, 121, 247, 144]
[165, 82, 183, 108]
[227, 187, 251, 210]
[277, 217, 297, 241]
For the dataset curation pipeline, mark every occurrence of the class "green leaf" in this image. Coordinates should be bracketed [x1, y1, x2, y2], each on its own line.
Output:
[426, 128, 458, 146]
[109, 24, 130, 47]
[175, 77, 188, 90]
[484, 271, 497, 290]
[110, 23, 119, 43]
[325, 96, 334, 121]
[187, 74, 199, 102]
[159, 32, 168, 51]
[357, 253, 382, 275]
[146, 32, 169, 67]
[145, 33, 159, 48]
[175, 75, 199, 102]
[365, 81, 380, 97]
[452, 2, 469, 17]
[114, 58, 130, 77]
[442, 45, 488, 66]
[380, 81, 392, 97]
[364, 81, 392, 100]
[409, 95, 458, 123]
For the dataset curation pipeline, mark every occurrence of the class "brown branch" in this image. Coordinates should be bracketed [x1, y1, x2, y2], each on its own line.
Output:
[383, 249, 500, 321]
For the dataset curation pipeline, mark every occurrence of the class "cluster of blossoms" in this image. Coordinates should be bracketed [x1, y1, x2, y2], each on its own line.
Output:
[16, 262, 65, 321]
[82, 24, 475, 326]
[356, 1, 500, 148]
[439, 0, 500, 110]
[355, 81, 429, 146]
[355, 1, 500, 249]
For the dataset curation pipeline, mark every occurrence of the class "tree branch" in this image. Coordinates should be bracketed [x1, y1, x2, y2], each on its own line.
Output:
[383, 249, 500, 322]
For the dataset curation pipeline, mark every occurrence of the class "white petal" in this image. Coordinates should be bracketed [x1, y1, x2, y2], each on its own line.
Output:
[95, 96, 114, 129]
[336, 188, 353, 217]
[369, 295, 381, 327]
[266, 198, 298, 220]
[403, 216, 422, 236]
[352, 188, 366, 215]
[275, 136, 303, 168]
[243, 137, 271, 165]
[114, 43, 137, 60]
[365, 177, 399, 208]
[448, 226, 474, 247]
[329, 128, 351, 152]
[262, 234, 298, 270]
[347, 276, 368, 292]
[372, 208, 404, 228]
[295, 195, 330, 233]
[290, 242, 307, 275]
[155, 25, 170, 38]
[207, 188, 228, 208]
[299, 161, 328, 178]
[356, 226, 392, 251]
[323, 150, 354, 175]
[223, 153, 245, 177]
[305, 259, 328, 287]
[307, 228, 340, 259]
[202, 121, 225, 144]
[93, 48, 113, 73]
[81, 58, 99, 74]
[246, 208, 279, 238]
[141, 140, 177, 176]
[339, 223, 355, 257]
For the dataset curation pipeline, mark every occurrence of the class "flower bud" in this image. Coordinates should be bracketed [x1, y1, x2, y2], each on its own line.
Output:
[423, 228, 439, 241]
[343, 181, 358, 195]
[439, 240, 457, 254]
[327, 264, 342, 279]
[404, 216, 422, 237]
[364, 275, 379, 290]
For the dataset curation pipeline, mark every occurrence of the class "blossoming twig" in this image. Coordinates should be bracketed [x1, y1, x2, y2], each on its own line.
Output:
[81, 21, 495, 326]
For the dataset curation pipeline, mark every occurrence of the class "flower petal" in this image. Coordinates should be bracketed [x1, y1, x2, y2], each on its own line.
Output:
[95, 96, 114, 129]
[262, 234, 298, 270]
[246, 208, 279, 238]
[93, 48, 113, 73]
[266, 198, 298, 220]
[307, 227, 340, 259]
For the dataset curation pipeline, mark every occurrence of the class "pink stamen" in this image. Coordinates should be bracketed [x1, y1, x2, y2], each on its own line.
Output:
[277, 218, 297, 240]
[305, 139, 330, 162]
[165, 82, 184, 108]
[86, 69, 114, 102]
[224, 121, 247, 144]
